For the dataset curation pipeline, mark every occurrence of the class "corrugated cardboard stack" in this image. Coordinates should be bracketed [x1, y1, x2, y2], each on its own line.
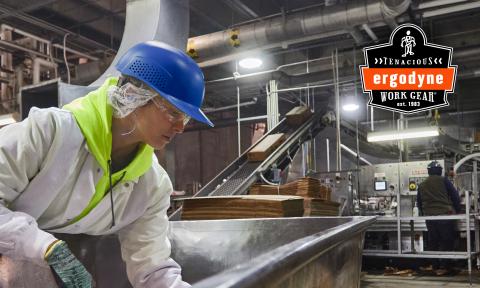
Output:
[180, 195, 304, 220]
[249, 177, 339, 216]
[303, 198, 340, 216]
[249, 177, 329, 198]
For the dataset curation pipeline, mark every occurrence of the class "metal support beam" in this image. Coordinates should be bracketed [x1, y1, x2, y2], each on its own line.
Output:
[418, 0, 469, 10]
[266, 80, 279, 131]
[422, 1, 480, 18]
[190, 5, 225, 31]
[0, 2, 113, 51]
[76, 0, 126, 24]
[347, 26, 369, 45]
[473, 161, 480, 269]
[0, 39, 63, 63]
[0, 0, 59, 21]
[362, 24, 378, 42]
[333, 49, 342, 171]
[223, 0, 259, 18]
[340, 144, 373, 166]
[66, 9, 126, 30]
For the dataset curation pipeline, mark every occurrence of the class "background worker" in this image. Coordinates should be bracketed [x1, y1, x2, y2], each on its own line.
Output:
[417, 160, 461, 275]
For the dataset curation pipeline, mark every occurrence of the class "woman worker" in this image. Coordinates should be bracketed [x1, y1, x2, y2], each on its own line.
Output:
[0, 41, 213, 288]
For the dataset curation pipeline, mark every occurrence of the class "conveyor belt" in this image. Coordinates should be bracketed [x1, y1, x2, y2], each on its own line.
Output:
[169, 112, 326, 220]
[210, 162, 259, 196]
[207, 122, 296, 197]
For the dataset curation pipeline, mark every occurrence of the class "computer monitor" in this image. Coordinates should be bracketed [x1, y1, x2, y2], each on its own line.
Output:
[374, 180, 387, 191]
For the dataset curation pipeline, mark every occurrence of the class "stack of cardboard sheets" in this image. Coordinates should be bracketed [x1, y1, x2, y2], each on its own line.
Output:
[249, 177, 339, 216]
[180, 195, 304, 220]
[249, 177, 331, 200]
[303, 198, 340, 216]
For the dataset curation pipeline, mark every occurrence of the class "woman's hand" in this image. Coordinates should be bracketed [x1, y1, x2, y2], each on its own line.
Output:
[45, 240, 93, 288]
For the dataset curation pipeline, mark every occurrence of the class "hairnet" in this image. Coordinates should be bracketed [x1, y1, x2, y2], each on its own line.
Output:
[108, 82, 158, 118]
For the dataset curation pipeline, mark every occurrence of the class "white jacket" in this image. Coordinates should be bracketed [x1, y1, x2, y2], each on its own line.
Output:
[0, 107, 190, 288]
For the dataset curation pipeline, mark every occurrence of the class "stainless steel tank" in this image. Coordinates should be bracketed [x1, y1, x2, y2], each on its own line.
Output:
[0, 216, 374, 288]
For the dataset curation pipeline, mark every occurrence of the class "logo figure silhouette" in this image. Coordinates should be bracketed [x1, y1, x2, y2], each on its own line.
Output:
[401, 30, 416, 57]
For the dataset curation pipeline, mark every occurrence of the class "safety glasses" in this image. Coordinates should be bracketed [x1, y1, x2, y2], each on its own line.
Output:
[151, 97, 191, 126]
[121, 77, 191, 126]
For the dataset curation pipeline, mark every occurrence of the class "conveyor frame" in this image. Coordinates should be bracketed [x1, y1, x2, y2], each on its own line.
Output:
[169, 112, 326, 220]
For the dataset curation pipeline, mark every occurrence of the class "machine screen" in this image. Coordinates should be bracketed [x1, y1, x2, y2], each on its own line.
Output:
[374, 181, 387, 191]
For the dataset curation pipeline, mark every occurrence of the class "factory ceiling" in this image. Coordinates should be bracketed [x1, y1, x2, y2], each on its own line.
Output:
[0, 0, 480, 157]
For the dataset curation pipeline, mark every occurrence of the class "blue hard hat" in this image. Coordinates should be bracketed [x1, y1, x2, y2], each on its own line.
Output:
[115, 41, 213, 127]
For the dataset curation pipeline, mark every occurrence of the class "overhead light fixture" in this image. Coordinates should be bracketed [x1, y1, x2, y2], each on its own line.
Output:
[343, 103, 359, 111]
[342, 95, 360, 111]
[239, 57, 262, 69]
[367, 127, 439, 142]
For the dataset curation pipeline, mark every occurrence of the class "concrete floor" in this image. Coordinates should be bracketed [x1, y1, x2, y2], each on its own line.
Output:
[361, 274, 480, 288]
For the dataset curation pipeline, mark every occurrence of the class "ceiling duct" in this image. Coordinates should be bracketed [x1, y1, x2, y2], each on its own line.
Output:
[91, 0, 189, 86]
[19, 0, 190, 121]
[189, 0, 411, 67]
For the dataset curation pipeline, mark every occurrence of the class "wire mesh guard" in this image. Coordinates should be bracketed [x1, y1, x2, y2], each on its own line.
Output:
[209, 162, 259, 196]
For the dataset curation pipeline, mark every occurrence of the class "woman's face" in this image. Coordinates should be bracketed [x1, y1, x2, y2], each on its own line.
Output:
[134, 96, 188, 149]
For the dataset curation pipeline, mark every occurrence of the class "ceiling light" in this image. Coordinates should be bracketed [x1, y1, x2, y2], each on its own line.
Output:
[367, 127, 439, 142]
[342, 94, 360, 112]
[343, 103, 359, 111]
[239, 57, 262, 69]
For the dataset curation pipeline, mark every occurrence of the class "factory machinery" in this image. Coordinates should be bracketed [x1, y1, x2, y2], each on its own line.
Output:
[359, 160, 480, 280]
[169, 110, 330, 220]
[1, 1, 376, 287]
[1, 106, 376, 288]
[164, 109, 376, 288]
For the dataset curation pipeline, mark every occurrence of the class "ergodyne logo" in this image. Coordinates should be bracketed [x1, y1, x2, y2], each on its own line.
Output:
[360, 23, 457, 113]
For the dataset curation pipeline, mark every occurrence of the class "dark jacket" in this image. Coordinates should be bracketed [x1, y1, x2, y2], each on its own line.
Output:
[417, 175, 461, 216]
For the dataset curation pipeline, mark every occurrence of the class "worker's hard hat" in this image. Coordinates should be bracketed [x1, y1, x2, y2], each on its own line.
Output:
[427, 161, 443, 175]
[427, 161, 442, 169]
[115, 41, 213, 127]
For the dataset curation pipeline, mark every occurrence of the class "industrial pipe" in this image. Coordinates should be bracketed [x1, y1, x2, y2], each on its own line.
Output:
[204, 97, 257, 113]
[188, 0, 411, 66]
[454, 153, 480, 173]
[341, 144, 373, 166]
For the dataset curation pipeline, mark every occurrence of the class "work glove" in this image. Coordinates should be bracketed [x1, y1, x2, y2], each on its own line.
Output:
[45, 240, 93, 288]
